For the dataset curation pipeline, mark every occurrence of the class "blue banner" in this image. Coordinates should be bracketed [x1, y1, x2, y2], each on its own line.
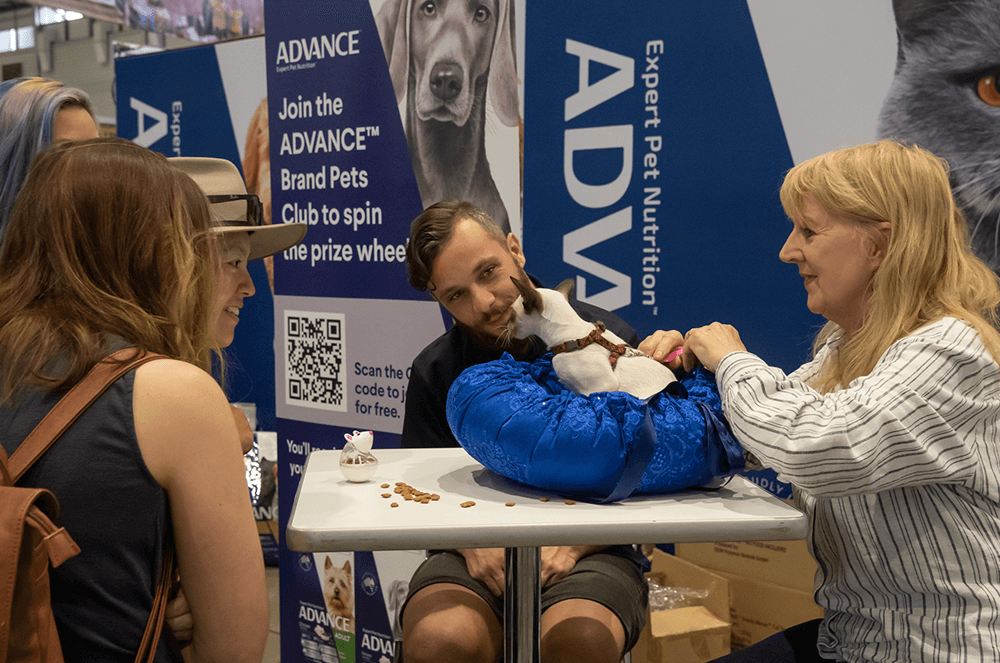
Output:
[522, 2, 821, 373]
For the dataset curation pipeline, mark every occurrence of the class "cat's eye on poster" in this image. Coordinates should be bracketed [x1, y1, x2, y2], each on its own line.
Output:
[976, 75, 1000, 106]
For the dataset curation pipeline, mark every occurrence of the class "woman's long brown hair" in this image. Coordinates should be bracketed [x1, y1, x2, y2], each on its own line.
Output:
[0, 137, 219, 401]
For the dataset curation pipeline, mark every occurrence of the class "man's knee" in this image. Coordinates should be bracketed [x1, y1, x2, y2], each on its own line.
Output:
[541, 615, 622, 663]
[401, 584, 502, 663]
[404, 619, 497, 663]
[540, 598, 628, 663]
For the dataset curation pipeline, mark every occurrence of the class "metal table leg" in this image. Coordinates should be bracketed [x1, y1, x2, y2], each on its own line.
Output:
[504, 546, 541, 663]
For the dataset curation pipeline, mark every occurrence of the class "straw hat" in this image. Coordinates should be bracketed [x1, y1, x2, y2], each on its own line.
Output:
[170, 156, 306, 261]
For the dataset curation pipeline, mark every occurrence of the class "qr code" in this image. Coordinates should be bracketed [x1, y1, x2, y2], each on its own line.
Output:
[284, 310, 346, 411]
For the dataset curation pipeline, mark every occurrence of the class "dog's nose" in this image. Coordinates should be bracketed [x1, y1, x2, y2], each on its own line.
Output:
[430, 62, 464, 101]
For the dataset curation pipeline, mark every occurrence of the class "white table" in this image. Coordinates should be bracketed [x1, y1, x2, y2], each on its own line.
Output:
[287, 448, 807, 662]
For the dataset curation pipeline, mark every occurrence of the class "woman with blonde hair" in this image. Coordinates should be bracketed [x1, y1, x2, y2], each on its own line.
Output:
[0, 77, 98, 242]
[675, 140, 1000, 662]
[0, 137, 268, 662]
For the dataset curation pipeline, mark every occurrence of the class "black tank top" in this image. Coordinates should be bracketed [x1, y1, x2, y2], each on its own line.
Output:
[0, 369, 183, 662]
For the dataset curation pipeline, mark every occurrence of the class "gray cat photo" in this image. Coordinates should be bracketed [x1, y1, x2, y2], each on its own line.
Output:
[878, 0, 1000, 271]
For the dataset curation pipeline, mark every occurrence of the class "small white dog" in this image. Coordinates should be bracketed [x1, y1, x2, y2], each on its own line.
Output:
[505, 278, 676, 400]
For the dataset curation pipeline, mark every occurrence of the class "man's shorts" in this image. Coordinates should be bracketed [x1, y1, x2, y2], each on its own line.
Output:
[402, 546, 649, 651]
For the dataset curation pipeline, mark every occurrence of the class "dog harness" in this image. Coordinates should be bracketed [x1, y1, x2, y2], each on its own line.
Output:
[550, 321, 640, 368]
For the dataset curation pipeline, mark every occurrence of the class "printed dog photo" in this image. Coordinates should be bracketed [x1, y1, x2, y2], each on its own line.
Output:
[321, 555, 355, 634]
[385, 578, 409, 642]
[374, 0, 520, 234]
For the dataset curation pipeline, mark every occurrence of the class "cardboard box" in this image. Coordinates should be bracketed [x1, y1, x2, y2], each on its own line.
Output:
[632, 551, 731, 663]
[715, 570, 824, 650]
[674, 538, 817, 591]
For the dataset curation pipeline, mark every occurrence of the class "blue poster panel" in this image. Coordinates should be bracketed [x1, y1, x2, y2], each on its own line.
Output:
[522, 2, 822, 374]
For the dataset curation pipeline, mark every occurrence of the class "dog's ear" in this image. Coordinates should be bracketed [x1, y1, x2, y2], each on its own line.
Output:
[488, 0, 519, 127]
[375, 0, 409, 103]
[325, 555, 333, 570]
[554, 278, 575, 300]
[511, 275, 542, 313]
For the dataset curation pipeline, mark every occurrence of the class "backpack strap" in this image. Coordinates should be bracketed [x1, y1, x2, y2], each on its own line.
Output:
[135, 543, 175, 663]
[7, 348, 167, 483]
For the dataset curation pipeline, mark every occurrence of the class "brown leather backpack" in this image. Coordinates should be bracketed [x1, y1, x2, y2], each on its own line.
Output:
[0, 350, 172, 663]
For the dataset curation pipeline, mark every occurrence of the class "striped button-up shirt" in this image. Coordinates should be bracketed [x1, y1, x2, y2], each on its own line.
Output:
[716, 318, 1000, 662]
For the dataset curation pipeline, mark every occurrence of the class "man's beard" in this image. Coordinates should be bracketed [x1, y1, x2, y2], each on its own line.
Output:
[453, 265, 538, 359]
[453, 317, 538, 360]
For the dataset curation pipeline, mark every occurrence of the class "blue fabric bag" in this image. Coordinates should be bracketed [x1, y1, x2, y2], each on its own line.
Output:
[446, 353, 745, 502]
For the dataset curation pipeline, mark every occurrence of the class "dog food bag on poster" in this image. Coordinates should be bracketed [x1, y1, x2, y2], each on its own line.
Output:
[246, 431, 279, 565]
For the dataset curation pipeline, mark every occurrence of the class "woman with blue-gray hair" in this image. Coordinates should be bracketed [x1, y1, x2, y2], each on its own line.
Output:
[0, 77, 98, 242]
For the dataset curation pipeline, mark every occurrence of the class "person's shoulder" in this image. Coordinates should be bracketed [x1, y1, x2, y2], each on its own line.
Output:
[134, 356, 217, 388]
[411, 326, 466, 372]
[132, 358, 238, 485]
[906, 317, 978, 346]
[889, 317, 995, 367]
[414, 327, 463, 359]
[133, 358, 228, 417]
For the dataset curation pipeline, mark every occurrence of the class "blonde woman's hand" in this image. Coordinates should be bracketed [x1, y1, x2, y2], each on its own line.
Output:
[683, 323, 746, 373]
[637, 329, 685, 370]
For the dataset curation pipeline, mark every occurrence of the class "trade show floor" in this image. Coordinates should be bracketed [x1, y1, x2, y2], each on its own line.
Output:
[265, 567, 280, 662]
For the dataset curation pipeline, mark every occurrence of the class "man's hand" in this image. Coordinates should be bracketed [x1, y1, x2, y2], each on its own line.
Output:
[540, 546, 601, 586]
[457, 548, 507, 596]
[683, 322, 746, 373]
[165, 585, 193, 643]
[459, 545, 606, 595]
[231, 405, 255, 455]
[638, 329, 685, 370]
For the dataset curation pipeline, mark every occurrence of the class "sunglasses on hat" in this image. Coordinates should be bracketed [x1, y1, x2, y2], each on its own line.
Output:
[207, 193, 264, 228]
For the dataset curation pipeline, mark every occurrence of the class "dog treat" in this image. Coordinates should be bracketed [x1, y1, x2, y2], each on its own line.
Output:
[382, 481, 441, 506]
[390, 502, 399, 508]
[539, 497, 550, 502]
[505, 502, 515, 507]
[564, 499, 576, 505]
[460, 501, 476, 508]
[381, 483, 390, 488]
[381, 493, 391, 498]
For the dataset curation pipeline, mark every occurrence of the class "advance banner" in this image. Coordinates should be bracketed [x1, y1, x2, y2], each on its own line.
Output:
[262, 0, 519, 660]
[521, 2, 824, 371]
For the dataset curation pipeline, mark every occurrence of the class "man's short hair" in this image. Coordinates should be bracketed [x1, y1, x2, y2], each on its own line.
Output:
[405, 200, 506, 292]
